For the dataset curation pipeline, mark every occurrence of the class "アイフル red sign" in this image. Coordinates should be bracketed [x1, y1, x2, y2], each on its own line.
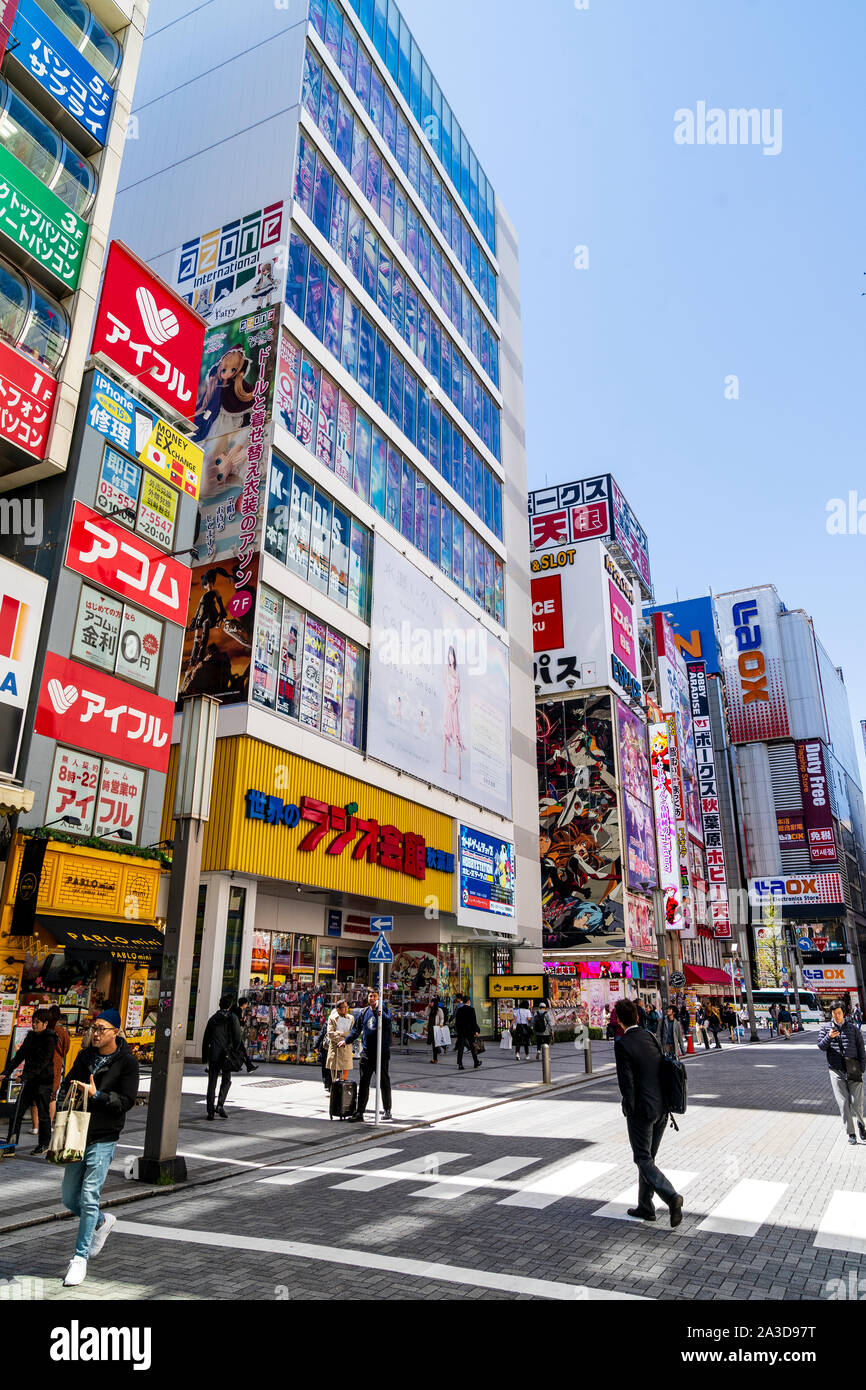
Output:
[91, 242, 205, 421]
[34, 652, 173, 773]
[0, 338, 56, 460]
[64, 501, 191, 626]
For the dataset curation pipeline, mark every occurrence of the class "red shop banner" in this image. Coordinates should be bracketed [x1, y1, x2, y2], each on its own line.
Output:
[65, 501, 191, 626]
[91, 241, 205, 421]
[34, 651, 173, 774]
[531, 574, 564, 652]
[0, 338, 56, 461]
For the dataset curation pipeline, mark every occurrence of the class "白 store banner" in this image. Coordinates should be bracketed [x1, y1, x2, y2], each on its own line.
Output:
[716, 586, 791, 743]
[0, 558, 47, 778]
[796, 739, 838, 863]
[91, 242, 206, 421]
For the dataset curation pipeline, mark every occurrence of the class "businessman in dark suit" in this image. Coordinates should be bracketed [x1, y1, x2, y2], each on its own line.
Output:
[613, 997, 684, 1227]
[453, 995, 482, 1070]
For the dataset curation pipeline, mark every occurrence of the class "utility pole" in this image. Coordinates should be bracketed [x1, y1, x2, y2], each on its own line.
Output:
[138, 697, 219, 1185]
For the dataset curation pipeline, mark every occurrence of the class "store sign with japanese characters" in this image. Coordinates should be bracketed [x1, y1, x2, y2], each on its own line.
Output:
[687, 661, 732, 939]
[91, 242, 206, 421]
[47, 744, 144, 841]
[71, 584, 163, 690]
[34, 651, 173, 773]
[0, 338, 56, 460]
[0, 141, 86, 289]
[87, 370, 203, 499]
[65, 501, 191, 626]
[796, 739, 838, 864]
[0, 557, 46, 777]
[10, 0, 114, 145]
[243, 788, 454, 883]
[528, 473, 652, 597]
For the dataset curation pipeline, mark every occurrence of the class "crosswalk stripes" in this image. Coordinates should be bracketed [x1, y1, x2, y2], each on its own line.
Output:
[696, 1179, 788, 1237]
[410, 1155, 540, 1200]
[258, 1148, 403, 1187]
[814, 1190, 866, 1254]
[593, 1171, 698, 1222]
[498, 1158, 616, 1210]
[330, 1151, 470, 1193]
[253, 1143, 866, 1245]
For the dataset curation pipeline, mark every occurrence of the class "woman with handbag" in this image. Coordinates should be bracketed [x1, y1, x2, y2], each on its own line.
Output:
[55, 1009, 140, 1287]
[818, 999, 866, 1146]
[511, 1001, 533, 1061]
[427, 995, 445, 1063]
[327, 998, 355, 1082]
[0, 1008, 57, 1154]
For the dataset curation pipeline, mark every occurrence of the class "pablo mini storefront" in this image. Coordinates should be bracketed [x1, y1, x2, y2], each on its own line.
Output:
[0, 835, 168, 1072]
[160, 735, 508, 1061]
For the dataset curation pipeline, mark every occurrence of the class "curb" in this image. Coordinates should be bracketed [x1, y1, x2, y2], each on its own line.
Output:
[0, 1061, 619, 1237]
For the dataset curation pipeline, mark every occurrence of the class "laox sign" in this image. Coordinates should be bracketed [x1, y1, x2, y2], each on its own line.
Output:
[731, 600, 769, 704]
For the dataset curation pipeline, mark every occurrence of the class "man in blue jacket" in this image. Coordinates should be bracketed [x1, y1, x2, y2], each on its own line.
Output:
[818, 998, 866, 1145]
[346, 987, 392, 1122]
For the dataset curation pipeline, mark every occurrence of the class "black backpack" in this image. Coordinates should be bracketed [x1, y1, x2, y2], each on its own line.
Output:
[659, 1050, 688, 1115]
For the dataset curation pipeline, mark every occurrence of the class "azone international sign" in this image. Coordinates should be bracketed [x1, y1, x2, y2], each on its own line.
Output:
[0, 142, 86, 289]
[91, 243, 205, 420]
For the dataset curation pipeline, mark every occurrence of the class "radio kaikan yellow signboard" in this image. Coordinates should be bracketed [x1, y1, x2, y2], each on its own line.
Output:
[161, 737, 455, 911]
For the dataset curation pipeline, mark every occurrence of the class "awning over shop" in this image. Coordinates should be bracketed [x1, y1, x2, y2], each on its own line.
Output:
[36, 917, 164, 966]
[684, 964, 734, 987]
[0, 783, 34, 815]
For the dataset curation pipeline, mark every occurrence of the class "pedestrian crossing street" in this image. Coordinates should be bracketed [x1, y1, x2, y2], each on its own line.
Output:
[257, 1143, 866, 1250]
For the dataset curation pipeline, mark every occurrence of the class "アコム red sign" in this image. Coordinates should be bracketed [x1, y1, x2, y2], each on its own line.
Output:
[64, 501, 191, 626]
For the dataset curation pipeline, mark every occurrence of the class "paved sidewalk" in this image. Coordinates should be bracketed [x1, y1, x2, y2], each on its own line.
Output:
[0, 1039, 613, 1234]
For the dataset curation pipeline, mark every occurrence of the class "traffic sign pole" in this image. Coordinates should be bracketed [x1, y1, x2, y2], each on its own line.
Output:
[374, 961, 383, 1128]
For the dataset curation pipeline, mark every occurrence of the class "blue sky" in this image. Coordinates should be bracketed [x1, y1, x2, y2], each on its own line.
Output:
[401, 0, 866, 781]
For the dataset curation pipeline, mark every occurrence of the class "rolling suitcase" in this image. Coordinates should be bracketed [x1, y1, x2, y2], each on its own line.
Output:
[329, 1078, 358, 1120]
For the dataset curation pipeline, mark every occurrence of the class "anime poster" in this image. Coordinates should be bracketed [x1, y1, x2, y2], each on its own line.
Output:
[342, 640, 362, 748]
[177, 306, 279, 703]
[251, 586, 281, 710]
[537, 693, 626, 952]
[276, 333, 300, 435]
[322, 628, 345, 738]
[277, 602, 304, 719]
[622, 792, 658, 890]
[392, 947, 438, 995]
[335, 392, 354, 484]
[616, 699, 657, 890]
[299, 616, 325, 727]
[625, 891, 656, 956]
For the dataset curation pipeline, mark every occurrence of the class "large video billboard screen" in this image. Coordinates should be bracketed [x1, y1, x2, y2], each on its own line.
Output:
[367, 538, 512, 817]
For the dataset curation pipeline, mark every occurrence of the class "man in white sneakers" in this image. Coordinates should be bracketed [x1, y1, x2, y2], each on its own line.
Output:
[57, 1009, 139, 1286]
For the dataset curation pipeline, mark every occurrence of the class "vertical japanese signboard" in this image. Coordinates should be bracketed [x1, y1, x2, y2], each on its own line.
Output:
[649, 722, 683, 930]
[796, 739, 837, 863]
[687, 662, 732, 939]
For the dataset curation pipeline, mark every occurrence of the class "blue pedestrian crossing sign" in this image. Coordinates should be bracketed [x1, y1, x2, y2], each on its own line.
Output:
[368, 932, 394, 964]
[371, 915, 394, 933]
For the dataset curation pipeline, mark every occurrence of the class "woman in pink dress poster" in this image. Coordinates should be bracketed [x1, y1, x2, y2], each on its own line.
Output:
[442, 645, 464, 779]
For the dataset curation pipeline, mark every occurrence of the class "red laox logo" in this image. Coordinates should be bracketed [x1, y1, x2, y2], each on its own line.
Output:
[91, 242, 205, 421]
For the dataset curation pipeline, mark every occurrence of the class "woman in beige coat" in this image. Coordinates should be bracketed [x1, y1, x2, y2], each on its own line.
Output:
[326, 999, 355, 1083]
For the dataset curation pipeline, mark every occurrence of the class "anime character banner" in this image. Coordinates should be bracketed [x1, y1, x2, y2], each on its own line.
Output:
[177, 306, 279, 703]
[367, 537, 512, 818]
[537, 694, 627, 953]
[615, 698, 657, 890]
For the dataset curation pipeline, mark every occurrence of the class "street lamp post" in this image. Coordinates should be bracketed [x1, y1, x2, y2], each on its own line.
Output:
[138, 696, 219, 1185]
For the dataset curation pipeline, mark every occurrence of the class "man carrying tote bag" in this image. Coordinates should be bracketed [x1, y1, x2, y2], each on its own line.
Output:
[54, 1009, 140, 1288]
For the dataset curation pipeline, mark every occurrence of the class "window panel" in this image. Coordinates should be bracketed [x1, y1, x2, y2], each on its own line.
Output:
[319, 72, 338, 146]
[312, 157, 333, 237]
[325, 0, 342, 53]
[339, 22, 358, 85]
[342, 641, 365, 749]
[398, 16, 411, 100]
[329, 182, 348, 260]
[369, 71, 384, 134]
[373, 332, 389, 413]
[380, 167, 394, 233]
[492, 477, 502, 539]
[393, 187, 406, 251]
[404, 284, 417, 356]
[302, 48, 322, 120]
[408, 132, 420, 190]
[323, 275, 344, 358]
[364, 146, 381, 212]
[383, 93, 397, 154]
[414, 474, 427, 554]
[329, 505, 350, 606]
[347, 203, 363, 280]
[440, 500, 451, 579]
[353, 410, 372, 501]
[463, 526, 474, 598]
[452, 512, 463, 589]
[440, 413, 451, 488]
[309, 0, 326, 38]
[419, 224, 431, 287]
[417, 302, 428, 369]
[349, 522, 370, 621]
[388, 354, 403, 426]
[309, 487, 332, 593]
[494, 556, 505, 626]
[421, 58, 432, 126]
[419, 154, 431, 212]
[300, 615, 325, 731]
[409, 38, 421, 118]
[336, 391, 355, 485]
[315, 374, 337, 469]
[430, 320, 440, 384]
[484, 545, 494, 615]
[358, 314, 375, 394]
[402, 366, 416, 445]
[304, 250, 327, 339]
[417, 383, 428, 457]
[340, 296, 359, 377]
[440, 323, 450, 395]
[451, 427, 462, 500]
[396, 114, 409, 174]
[287, 467, 313, 577]
[335, 97, 353, 169]
[385, 440, 401, 527]
[390, 267, 404, 336]
[376, 247, 391, 317]
[278, 602, 304, 720]
[373, 0, 387, 57]
[463, 442, 473, 508]
[427, 487, 439, 565]
[406, 205, 418, 270]
[362, 225, 378, 298]
[286, 233, 308, 318]
[483, 463, 493, 531]
[371, 428, 387, 515]
[295, 133, 314, 216]
[428, 399, 440, 471]
[400, 458, 415, 541]
[356, 42, 371, 111]
[351, 123, 367, 190]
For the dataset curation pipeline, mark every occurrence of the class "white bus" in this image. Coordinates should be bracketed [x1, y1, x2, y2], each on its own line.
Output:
[750, 988, 822, 1028]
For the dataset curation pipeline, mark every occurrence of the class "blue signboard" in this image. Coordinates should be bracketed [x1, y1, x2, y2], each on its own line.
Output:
[368, 933, 394, 964]
[459, 825, 515, 918]
[643, 596, 720, 675]
[371, 915, 393, 933]
[327, 909, 342, 937]
[87, 370, 155, 457]
[11, 0, 115, 146]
